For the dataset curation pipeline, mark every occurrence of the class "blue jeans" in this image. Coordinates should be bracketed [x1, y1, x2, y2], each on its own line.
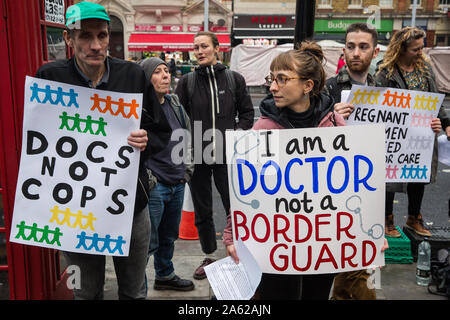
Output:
[148, 182, 185, 280]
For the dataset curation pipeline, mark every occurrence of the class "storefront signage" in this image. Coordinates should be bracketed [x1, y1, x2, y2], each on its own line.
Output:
[45, 0, 65, 24]
[234, 14, 295, 30]
[135, 25, 182, 32]
[402, 19, 427, 30]
[135, 24, 228, 33]
[314, 19, 393, 32]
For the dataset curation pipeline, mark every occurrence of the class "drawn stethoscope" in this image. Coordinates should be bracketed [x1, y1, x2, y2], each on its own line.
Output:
[230, 131, 261, 209]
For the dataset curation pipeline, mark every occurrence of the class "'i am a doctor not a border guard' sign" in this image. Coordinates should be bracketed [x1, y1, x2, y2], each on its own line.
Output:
[10, 76, 143, 257]
[226, 124, 386, 275]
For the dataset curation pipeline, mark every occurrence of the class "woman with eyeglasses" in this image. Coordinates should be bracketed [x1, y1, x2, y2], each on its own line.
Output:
[223, 41, 346, 300]
[376, 27, 450, 238]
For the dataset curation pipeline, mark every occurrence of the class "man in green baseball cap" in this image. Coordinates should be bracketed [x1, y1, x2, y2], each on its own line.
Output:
[35, 0, 171, 301]
[63, 1, 111, 86]
[65, 1, 110, 28]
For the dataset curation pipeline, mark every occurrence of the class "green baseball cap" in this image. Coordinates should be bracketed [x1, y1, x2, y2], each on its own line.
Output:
[65, 1, 110, 27]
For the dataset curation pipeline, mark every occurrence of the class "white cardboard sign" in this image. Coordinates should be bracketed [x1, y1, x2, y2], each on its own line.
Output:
[226, 124, 386, 274]
[346, 85, 443, 183]
[10, 76, 142, 256]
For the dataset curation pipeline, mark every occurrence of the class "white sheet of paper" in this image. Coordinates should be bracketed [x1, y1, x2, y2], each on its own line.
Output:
[204, 239, 262, 300]
[438, 134, 450, 166]
[341, 90, 351, 103]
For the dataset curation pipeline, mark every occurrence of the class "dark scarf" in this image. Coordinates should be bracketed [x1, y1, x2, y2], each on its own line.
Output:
[284, 103, 315, 129]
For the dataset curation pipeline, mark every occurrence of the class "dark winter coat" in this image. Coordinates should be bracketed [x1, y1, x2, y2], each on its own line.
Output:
[325, 65, 376, 103]
[175, 63, 254, 164]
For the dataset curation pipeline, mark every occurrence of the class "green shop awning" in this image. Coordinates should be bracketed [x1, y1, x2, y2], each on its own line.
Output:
[314, 19, 393, 33]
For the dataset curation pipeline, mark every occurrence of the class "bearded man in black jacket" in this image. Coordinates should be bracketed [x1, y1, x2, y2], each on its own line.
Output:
[35, 1, 170, 300]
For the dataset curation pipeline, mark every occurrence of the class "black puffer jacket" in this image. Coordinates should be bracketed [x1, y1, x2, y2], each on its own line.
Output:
[258, 91, 339, 128]
[175, 63, 254, 163]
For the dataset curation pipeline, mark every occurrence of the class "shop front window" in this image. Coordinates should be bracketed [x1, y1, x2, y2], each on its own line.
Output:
[40, 0, 69, 62]
[0, 271, 9, 300]
[318, 0, 332, 9]
[380, 0, 393, 8]
[46, 27, 66, 61]
[348, 0, 362, 8]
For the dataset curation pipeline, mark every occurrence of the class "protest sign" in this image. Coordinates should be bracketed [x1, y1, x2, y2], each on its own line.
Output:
[346, 85, 444, 183]
[226, 124, 385, 275]
[9, 76, 142, 256]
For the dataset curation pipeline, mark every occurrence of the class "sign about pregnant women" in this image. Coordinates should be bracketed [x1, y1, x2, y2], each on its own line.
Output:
[346, 85, 443, 183]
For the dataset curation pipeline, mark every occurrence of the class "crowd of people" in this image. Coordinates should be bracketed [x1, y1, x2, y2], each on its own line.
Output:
[34, 1, 449, 300]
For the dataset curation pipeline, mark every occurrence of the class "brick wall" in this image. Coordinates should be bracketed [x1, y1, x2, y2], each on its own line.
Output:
[426, 30, 435, 47]
[425, 0, 438, 12]
[314, 0, 436, 14]
[363, 0, 379, 7]
[333, 0, 348, 13]
[425, 0, 433, 11]
[397, 0, 408, 12]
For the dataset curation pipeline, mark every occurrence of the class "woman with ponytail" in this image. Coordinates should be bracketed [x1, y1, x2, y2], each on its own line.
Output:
[222, 41, 346, 300]
[253, 41, 343, 130]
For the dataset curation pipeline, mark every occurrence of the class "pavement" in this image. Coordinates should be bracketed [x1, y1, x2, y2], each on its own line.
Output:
[103, 238, 448, 301]
[103, 239, 225, 300]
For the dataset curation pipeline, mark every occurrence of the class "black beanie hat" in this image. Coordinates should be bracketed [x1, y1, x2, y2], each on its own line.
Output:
[140, 57, 168, 79]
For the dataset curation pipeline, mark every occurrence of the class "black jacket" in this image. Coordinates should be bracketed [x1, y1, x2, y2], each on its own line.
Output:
[175, 63, 254, 163]
[35, 56, 171, 214]
[325, 65, 376, 104]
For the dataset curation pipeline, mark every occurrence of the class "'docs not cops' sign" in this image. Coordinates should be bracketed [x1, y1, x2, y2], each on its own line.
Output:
[10, 76, 143, 256]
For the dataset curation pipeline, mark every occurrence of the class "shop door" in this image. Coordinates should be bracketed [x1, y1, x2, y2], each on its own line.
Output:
[0, 0, 73, 300]
[109, 15, 124, 59]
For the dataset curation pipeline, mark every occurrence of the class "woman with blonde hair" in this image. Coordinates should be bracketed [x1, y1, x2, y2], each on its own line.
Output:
[377, 27, 429, 79]
[376, 27, 450, 237]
